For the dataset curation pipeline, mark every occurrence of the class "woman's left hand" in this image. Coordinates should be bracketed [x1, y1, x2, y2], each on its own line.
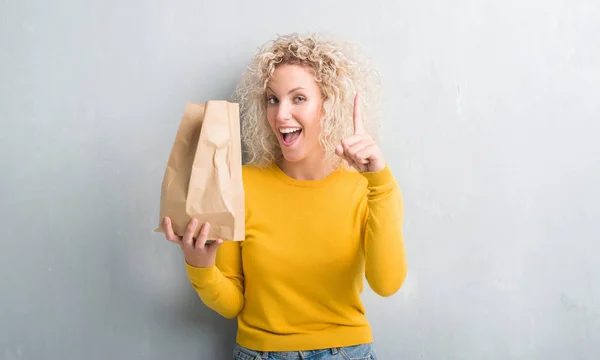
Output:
[335, 93, 386, 172]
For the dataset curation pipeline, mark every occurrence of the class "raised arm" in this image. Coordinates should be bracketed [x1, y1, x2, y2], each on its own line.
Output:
[334, 93, 408, 297]
[361, 166, 408, 296]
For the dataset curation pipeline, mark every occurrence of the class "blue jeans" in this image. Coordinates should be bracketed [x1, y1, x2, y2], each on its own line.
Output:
[233, 343, 377, 360]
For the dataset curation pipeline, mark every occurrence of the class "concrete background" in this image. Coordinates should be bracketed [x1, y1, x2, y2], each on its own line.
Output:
[1, 0, 599, 359]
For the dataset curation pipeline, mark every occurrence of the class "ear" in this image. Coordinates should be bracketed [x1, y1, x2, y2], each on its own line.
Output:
[318, 109, 327, 127]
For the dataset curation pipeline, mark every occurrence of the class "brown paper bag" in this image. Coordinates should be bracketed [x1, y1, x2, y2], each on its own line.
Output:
[155, 101, 245, 241]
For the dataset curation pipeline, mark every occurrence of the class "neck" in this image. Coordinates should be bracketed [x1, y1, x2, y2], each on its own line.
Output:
[277, 152, 337, 181]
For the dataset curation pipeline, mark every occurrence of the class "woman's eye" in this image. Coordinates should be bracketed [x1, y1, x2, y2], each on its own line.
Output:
[267, 96, 278, 104]
[294, 96, 306, 103]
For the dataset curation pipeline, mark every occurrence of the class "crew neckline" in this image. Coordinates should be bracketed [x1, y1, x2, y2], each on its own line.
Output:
[269, 162, 346, 187]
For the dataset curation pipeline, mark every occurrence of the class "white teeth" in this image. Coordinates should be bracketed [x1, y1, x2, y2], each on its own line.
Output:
[279, 128, 302, 134]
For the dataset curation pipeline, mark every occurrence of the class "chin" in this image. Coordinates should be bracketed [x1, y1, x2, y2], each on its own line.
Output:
[281, 152, 305, 163]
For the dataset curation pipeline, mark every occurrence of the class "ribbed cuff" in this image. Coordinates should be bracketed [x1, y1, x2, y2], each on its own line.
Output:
[361, 163, 394, 187]
[185, 262, 219, 289]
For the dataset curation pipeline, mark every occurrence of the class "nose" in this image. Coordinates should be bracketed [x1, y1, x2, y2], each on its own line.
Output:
[275, 101, 292, 123]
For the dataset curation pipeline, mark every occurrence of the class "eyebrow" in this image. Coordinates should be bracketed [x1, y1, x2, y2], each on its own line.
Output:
[266, 86, 306, 95]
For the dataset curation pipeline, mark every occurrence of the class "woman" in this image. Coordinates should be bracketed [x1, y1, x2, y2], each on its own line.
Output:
[163, 33, 408, 359]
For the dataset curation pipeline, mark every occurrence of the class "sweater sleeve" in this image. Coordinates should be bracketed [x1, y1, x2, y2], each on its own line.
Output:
[361, 164, 408, 297]
[185, 240, 245, 318]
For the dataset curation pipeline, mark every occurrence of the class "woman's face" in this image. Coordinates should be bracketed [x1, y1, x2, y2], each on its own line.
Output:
[265, 64, 324, 164]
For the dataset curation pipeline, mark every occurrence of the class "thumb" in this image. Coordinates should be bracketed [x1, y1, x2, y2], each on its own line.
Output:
[207, 239, 224, 252]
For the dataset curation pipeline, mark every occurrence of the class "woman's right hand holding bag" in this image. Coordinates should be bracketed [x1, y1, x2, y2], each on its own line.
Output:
[163, 217, 223, 268]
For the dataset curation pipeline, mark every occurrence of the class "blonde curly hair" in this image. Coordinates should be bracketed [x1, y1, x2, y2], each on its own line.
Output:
[232, 32, 382, 167]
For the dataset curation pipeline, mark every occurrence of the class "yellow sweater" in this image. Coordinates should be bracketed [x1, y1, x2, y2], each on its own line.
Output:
[185, 162, 407, 351]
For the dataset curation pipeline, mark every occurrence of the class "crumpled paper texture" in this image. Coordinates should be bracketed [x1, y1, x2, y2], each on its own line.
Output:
[155, 101, 245, 241]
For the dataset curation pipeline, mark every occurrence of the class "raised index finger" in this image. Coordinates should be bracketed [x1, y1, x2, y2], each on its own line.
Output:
[353, 93, 365, 135]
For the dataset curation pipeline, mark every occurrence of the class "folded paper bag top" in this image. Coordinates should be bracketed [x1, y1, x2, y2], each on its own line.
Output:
[155, 101, 245, 241]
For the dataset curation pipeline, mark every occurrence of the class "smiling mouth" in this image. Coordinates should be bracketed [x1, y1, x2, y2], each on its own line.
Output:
[279, 127, 302, 146]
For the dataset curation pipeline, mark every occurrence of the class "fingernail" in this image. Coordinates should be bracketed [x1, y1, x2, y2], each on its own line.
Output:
[202, 223, 210, 233]
[192, 218, 198, 225]
[217, 239, 223, 244]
